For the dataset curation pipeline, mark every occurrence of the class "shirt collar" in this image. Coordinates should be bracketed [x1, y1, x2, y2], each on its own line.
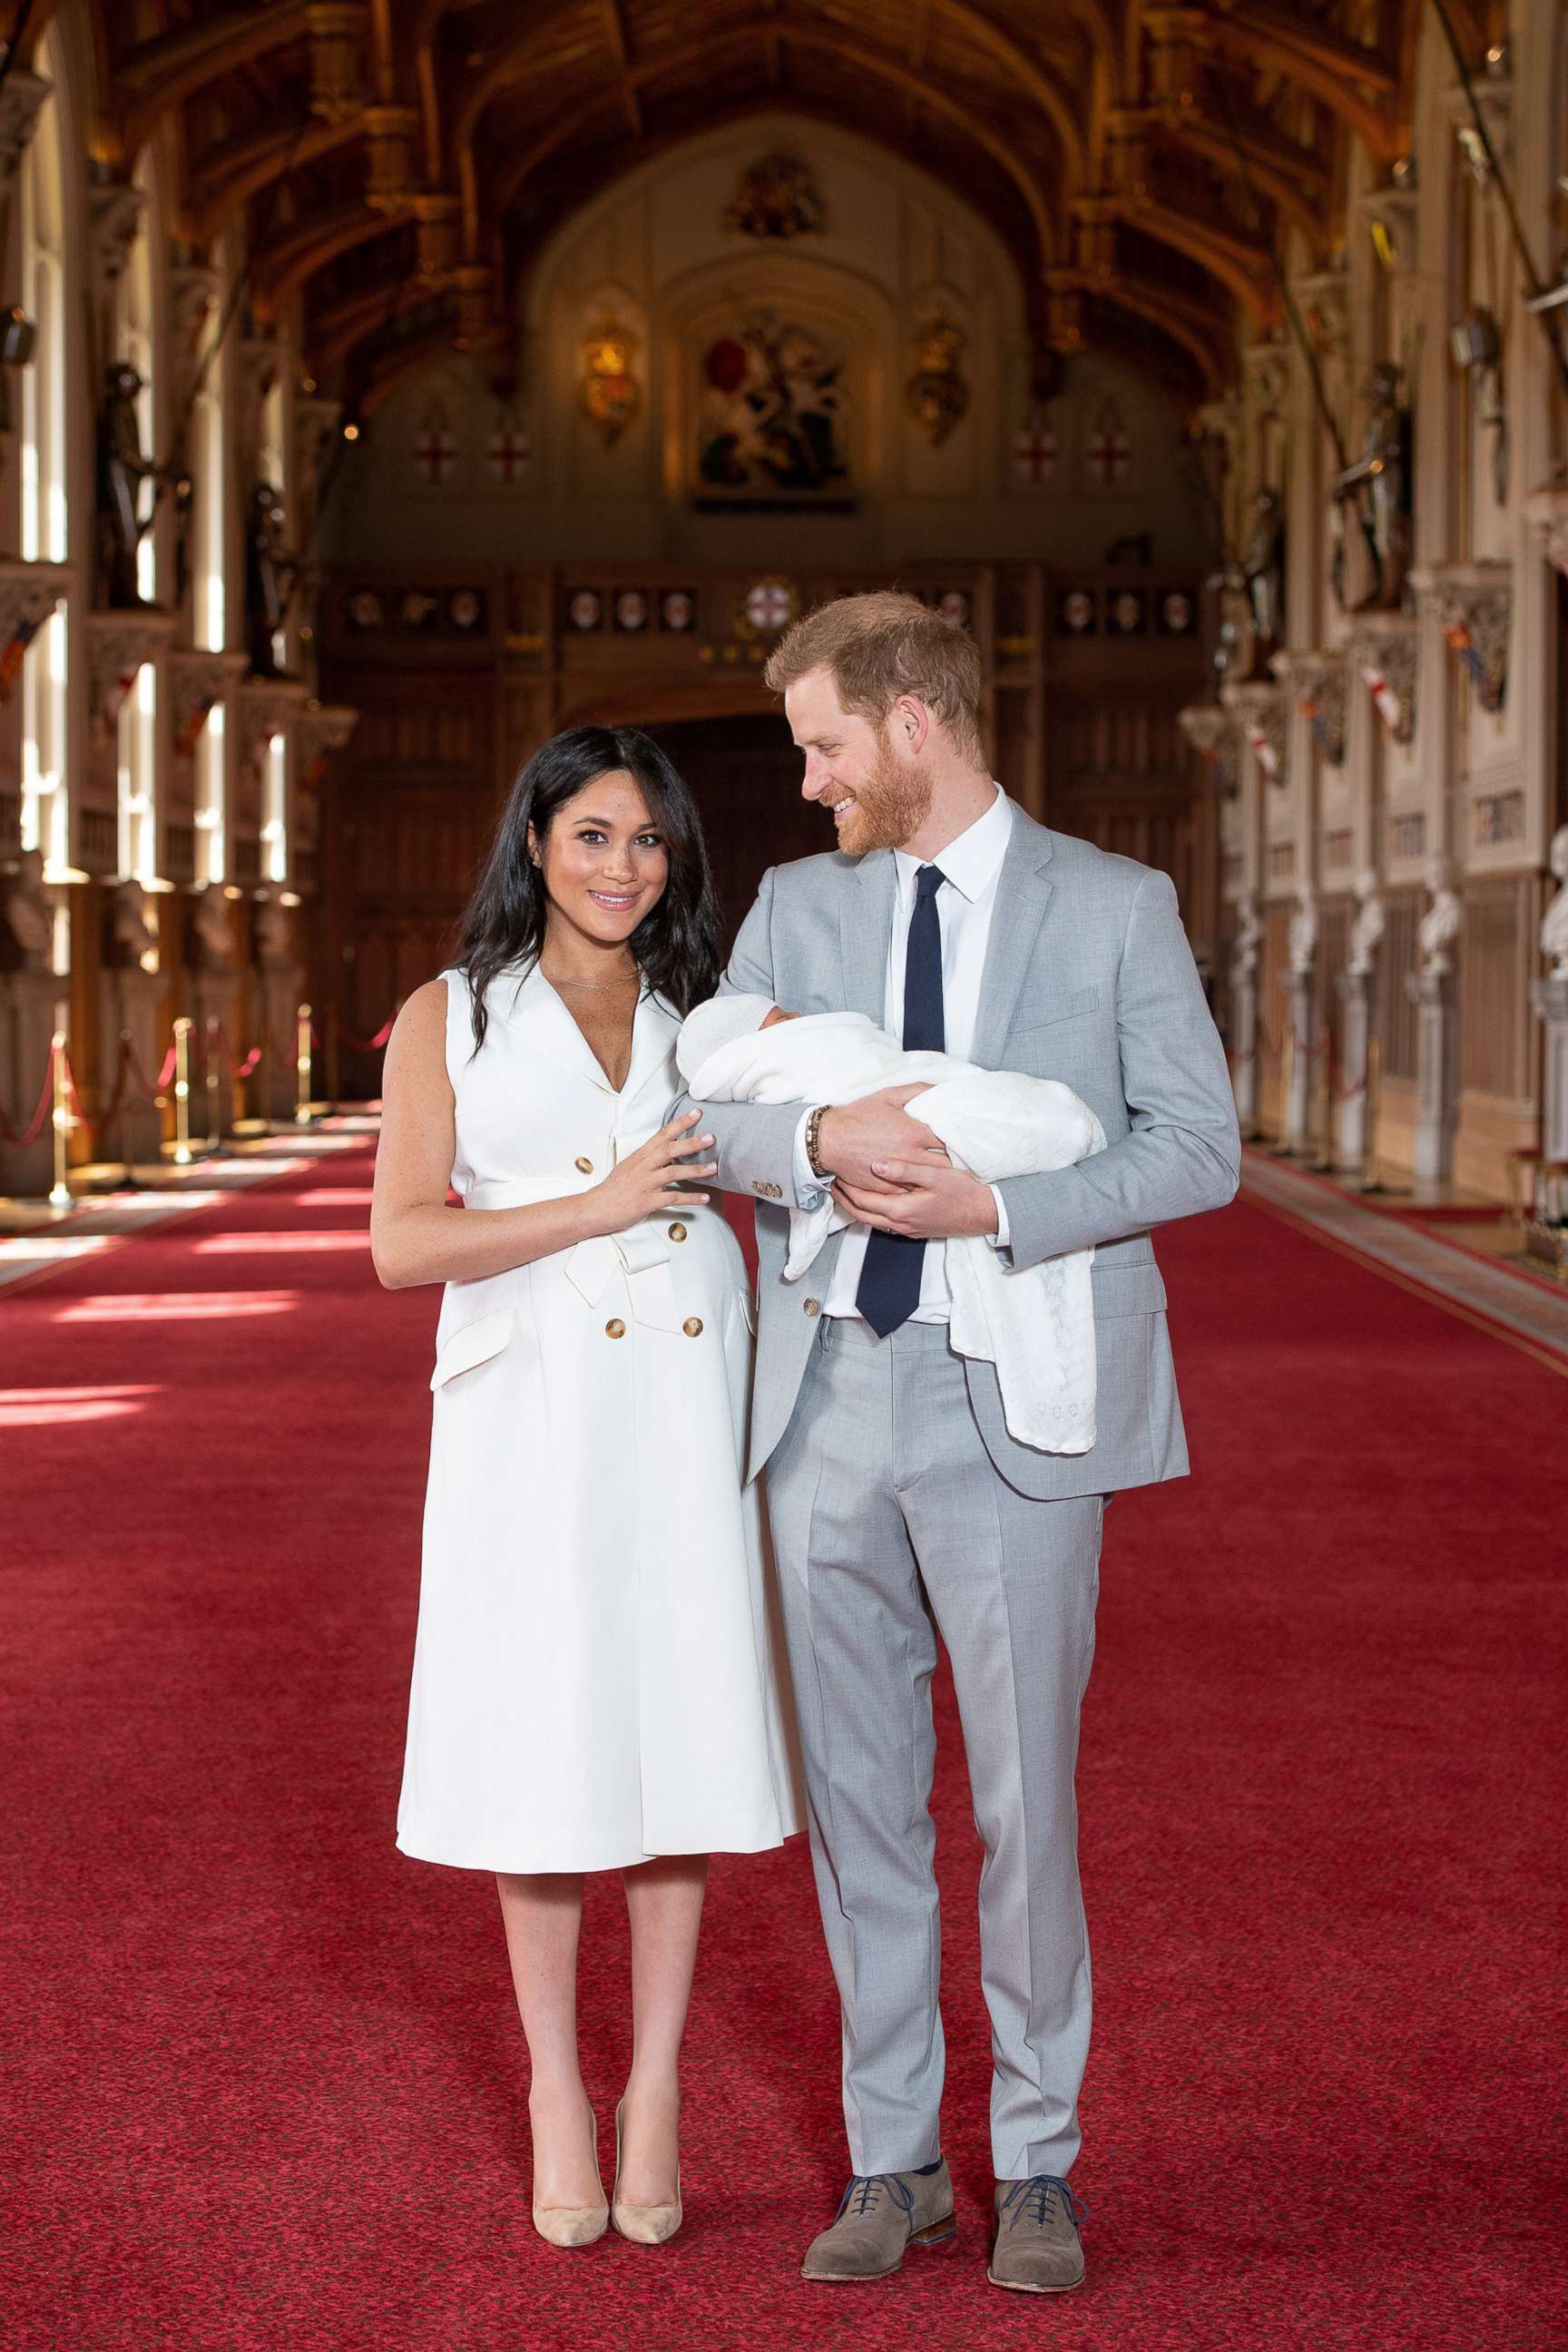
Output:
[893, 785, 1012, 906]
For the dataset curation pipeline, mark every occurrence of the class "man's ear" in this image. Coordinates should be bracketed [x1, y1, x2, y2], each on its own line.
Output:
[891, 695, 932, 755]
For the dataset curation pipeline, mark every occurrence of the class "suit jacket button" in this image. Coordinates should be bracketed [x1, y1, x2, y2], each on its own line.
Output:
[683, 1317, 703, 1338]
[605, 1318, 625, 1338]
[668, 1221, 687, 1241]
[575, 1155, 594, 1174]
[804, 1298, 820, 1317]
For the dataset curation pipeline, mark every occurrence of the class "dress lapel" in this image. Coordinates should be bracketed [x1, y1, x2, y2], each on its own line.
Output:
[841, 850, 896, 1021]
[971, 808, 1057, 1066]
[509, 963, 622, 1095]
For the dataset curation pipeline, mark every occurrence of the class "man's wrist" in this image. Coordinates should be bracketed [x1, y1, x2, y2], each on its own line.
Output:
[806, 1103, 834, 1180]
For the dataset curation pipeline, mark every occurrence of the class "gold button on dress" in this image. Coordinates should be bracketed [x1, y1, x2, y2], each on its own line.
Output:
[575, 1155, 594, 1174]
[605, 1318, 625, 1338]
[683, 1317, 703, 1338]
[668, 1222, 687, 1242]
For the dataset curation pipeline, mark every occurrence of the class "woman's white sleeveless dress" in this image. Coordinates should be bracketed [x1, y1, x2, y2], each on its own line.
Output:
[397, 964, 802, 1873]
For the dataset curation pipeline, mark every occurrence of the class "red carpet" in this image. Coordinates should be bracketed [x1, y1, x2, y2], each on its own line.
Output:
[2, 1145, 1564, 2350]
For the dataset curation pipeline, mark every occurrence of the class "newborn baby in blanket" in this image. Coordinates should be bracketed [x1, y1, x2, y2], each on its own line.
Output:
[676, 993, 1107, 1456]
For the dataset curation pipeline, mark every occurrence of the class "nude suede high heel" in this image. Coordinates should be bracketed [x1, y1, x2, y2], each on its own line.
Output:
[612, 2096, 683, 2245]
[531, 2107, 609, 2249]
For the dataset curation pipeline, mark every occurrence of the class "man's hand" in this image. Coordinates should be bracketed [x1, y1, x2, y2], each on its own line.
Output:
[833, 1158, 1000, 1240]
[816, 1086, 948, 1189]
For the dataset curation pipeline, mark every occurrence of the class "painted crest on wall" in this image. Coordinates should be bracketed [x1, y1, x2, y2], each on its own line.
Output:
[697, 313, 848, 502]
[905, 319, 969, 448]
[579, 318, 642, 447]
[723, 153, 826, 240]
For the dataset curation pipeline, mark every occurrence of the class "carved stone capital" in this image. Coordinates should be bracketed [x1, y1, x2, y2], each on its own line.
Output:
[1242, 338, 1289, 416]
[1525, 484, 1568, 579]
[1220, 680, 1290, 782]
[1411, 559, 1512, 714]
[1449, 70, 1512, 174]
[295, 701, 359, 770]
[0, 69, 51, 192]
[85, 608, 176, 723]
[294, 393, 343, 474]
[170, 260, 220, 346]
[1269, 647, 1348, 767]
[89, 181, 145, 304]
[1357, 182, 1420, 274]
[453, 263, 500, 352]
[234, 676, 313, 771]
[167, 648, 248, 756]
[1178, 702, 1240, 799]
[238, 336, 284, 460]
[0, 557, 74, 646]
[1293, 266, 1349, 363]
[1348, 612, 1418, 745]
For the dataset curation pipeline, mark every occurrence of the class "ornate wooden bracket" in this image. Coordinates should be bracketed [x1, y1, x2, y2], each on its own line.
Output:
[1412, 560, 1512, 715]
[1269, 649, 1348, 767]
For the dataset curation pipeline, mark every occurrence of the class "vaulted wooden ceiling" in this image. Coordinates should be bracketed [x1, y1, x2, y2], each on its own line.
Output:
[56, 0, 1470, 403]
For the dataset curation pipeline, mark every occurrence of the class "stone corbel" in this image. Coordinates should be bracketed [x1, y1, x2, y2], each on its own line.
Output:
[0, 69, 51, 192]
[1348, 612, 1418, 744]
[295, 701, 359, 775]
[1220, 681, 1290, 784]
[0, 556, 74, 652]
[1449, 65, 1512, 178]
[167, 648, 248, 760]
[238, 336, 284, 470]
[169, 260, 220, 402]
[307, 3, 368, 122]
[85, 608, 176, 731]
[1411, 560, 1512, 714]
[234, 676, 313, 780]
[89, 181, 145, 308]
[453, 263, 500, 353]
[1242, 338, 1289, 418]
[1269, 648, 1348, 767]
[294, 392, 344, 475]
[1178, 701, 1240, 798]
[1292, 265, 1349, 366]
[1524, 485, 1568, 579]
[1143, 9, 1206, 113]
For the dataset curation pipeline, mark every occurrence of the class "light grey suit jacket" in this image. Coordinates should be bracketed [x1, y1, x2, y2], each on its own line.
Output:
[673, 802, 1241, 1495]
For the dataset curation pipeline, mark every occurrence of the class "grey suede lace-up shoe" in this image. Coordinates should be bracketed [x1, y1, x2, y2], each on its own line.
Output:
[800, 2161, 956, 2282]
[987, 2174, 1087, 2293]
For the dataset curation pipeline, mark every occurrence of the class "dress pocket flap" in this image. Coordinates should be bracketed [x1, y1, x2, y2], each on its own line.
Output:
[1011, 985, 1102, 1038]
[430, 1307, 515, 1389]
[1090, 1262, 1168, 1318]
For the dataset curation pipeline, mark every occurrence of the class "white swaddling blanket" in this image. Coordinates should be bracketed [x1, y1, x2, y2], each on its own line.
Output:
[678, 998, 1107, 1455]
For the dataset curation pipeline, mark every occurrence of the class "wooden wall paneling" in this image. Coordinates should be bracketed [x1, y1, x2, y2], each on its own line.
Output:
[1259, 899, 1291, 1133]
[1459, 875, 1533, 1104]
[1377, 889, 1421, 1085]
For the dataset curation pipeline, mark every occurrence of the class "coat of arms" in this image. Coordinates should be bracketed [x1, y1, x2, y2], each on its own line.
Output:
[697, 313, 848, 501]
[723, 153, 826, 241]
[579, 318, 641, 447]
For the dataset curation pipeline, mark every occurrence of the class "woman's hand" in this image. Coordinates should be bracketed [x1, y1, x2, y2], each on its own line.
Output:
[583, 1110, 717, 1237]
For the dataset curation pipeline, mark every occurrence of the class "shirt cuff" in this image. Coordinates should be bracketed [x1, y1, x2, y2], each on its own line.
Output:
[985, 1185, 1010, 1250]
[792, 1109, 827, 1213]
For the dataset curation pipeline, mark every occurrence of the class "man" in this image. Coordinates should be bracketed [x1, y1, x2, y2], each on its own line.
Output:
[675, 592, 1240, 2296]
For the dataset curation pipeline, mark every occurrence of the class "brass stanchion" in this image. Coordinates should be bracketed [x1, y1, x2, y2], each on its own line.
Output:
[1357, 1034, 1384, 1195]
[48, 1032, 73, 1209]
[205, 1014, 222, 1151]
[295, 1002, 314, 1128]
[172, 1016, 195, 1165]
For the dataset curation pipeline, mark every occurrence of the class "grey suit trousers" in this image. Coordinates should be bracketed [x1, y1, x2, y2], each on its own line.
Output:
[766, 1313, 1103, 2183]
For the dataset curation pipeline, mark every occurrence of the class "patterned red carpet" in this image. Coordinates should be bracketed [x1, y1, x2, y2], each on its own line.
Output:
[3, 1142, 1564, 2350]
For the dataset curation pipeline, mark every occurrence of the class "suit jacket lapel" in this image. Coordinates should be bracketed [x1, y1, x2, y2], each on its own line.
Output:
[972, 808, 1056, 1066]
[840, 849, 896, 1021]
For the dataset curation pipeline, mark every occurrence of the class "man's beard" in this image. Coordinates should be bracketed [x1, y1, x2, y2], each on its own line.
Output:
[838, 732, 934, 854]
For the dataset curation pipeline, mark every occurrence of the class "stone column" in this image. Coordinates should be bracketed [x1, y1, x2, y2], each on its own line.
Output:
[1336, 968, 1372, 1171]
[1407, 969, 1457, 1183]
[1286, 969, 1315, 1154]
[1534, 976, 1568, 1163]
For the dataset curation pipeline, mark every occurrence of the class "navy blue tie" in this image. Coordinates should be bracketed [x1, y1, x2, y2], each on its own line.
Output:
[856, 863, 945, 1337]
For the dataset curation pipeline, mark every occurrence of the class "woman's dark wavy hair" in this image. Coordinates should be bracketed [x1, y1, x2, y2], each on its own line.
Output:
[456, 724, 721, 1052]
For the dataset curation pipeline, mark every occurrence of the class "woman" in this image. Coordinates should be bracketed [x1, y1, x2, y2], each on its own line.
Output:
[372, 726, 800, 2249]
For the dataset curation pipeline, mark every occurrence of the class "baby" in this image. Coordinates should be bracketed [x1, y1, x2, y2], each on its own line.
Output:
[676, 993, 1106, 1456]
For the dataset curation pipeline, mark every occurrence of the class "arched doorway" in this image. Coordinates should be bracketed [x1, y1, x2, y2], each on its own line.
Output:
[644, 712, 820, 953]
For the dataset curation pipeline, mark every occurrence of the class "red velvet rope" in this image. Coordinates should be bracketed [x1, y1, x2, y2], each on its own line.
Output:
[0, 1043, 59, 1148]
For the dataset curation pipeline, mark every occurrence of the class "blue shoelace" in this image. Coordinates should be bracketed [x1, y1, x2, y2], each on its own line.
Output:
[999, 2175, 1088, 2234]
[834, 2172, 916, 2224]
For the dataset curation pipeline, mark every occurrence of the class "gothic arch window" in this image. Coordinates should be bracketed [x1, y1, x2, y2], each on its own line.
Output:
[18, 27, 69, 883]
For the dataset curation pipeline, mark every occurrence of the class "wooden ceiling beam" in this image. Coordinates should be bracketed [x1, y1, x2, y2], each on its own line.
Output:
[116, 1, 315, 160]
[185, 113, 365, 244]
[1194, 5, 1397, 159]
[469, 23, 1063, 272]
[250, 197, 414, 320]
[598, 0, 642, 139]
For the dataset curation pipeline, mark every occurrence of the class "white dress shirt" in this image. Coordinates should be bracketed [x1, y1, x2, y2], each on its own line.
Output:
[792, 785, 1014, 1321]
